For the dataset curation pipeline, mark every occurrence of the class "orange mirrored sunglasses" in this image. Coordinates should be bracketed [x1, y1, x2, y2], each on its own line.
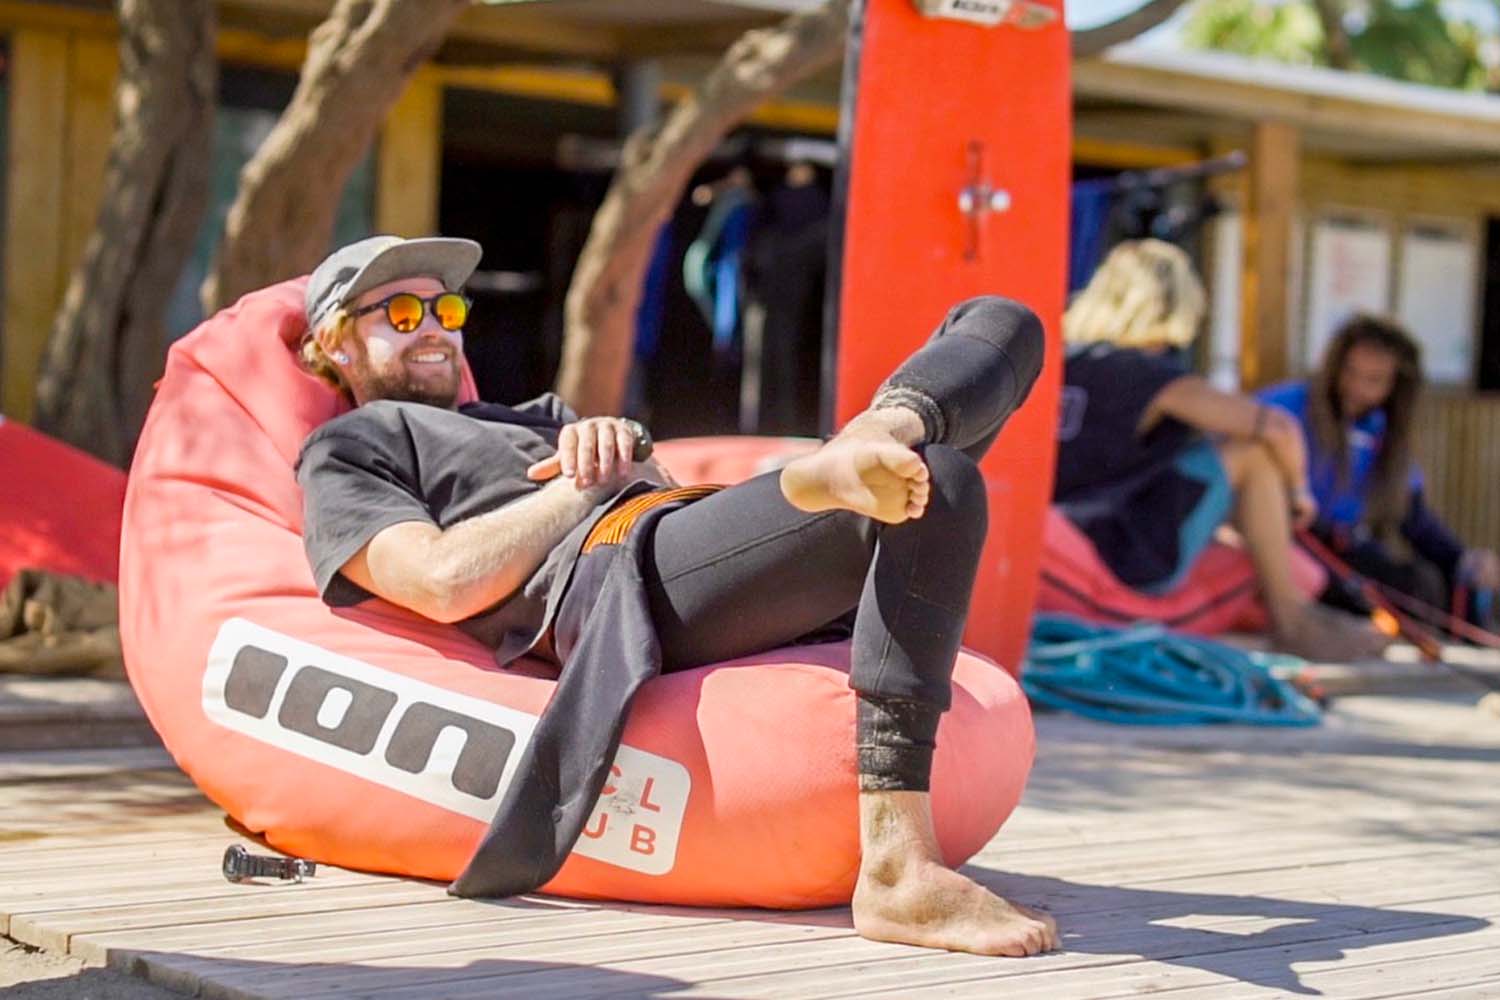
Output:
[351, 291, 471, 333]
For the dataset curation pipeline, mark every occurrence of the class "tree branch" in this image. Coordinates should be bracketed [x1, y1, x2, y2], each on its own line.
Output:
[200, 0, 469, 313]
[1310, 0, 1355, 69]
[1072, 0, 1194, 58]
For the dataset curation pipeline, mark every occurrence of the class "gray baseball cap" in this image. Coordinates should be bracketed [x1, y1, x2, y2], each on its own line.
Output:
[305, 235, 483, 331]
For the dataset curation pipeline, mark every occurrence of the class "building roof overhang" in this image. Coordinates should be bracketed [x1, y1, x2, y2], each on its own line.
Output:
[1075, 44, 1500, 162]
[21, 0, 1500, 163]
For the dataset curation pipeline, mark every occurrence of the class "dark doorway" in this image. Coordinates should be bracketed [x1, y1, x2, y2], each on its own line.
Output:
[1479, 217, 1500, 392]
[438, 87, 832, 438]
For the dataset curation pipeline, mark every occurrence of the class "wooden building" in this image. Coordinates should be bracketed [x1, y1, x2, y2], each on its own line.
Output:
[1, 0, 1497, 545]
[1074, 43, 1500, 552]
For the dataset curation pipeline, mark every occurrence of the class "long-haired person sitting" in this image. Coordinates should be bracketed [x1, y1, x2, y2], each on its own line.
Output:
[1054, 239, 1384, 661]
[1260, 316, 1499, 627]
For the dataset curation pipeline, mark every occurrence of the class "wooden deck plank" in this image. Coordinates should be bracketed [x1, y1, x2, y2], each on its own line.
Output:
[995, 818, 1498, 872]
[7, 860, 382, 916]
[0, 746, 175, 779]
[0, 839, 228, 892]
[0, 829, 226, 870]
[813, 903, 1500, 999]
[348, 932, 891, 1000]
[979, 835, 1492, 888]
[1388, 985, 1500, 1000]
[1145, 941, 1500, 998]
[69, 897, 575, 966]
[133, 912, 740, 999]
[1, 841, 238, 890]
[8, 881, 447, 954]
[976, 845, 1500, 913]
[134, 921, 854, 1000]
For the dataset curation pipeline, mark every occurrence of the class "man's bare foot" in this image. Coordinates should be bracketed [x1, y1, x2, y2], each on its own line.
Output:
[853, 854, 1060, 957]
[780, 412, 930, 524]
[1274, 603, 1390, 663]
[854, 789, 1060, 957]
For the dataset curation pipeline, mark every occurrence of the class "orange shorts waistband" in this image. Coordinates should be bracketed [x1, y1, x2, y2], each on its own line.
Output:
[581, 485, 723, 554]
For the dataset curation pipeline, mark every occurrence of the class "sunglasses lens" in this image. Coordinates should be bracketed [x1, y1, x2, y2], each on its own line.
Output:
[434, 293, 469, 331]
[385, 294, 424, 333]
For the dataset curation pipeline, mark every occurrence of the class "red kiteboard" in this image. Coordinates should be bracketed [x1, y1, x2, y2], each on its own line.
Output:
[829, 0, 1069, 674]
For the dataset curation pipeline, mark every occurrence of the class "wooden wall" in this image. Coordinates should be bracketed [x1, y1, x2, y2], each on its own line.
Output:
[1300, 160, 1500, 556]
[1413, 392, 1500, 554]
[1, 25, 117, 421]
[1302, 159, 1500, 218]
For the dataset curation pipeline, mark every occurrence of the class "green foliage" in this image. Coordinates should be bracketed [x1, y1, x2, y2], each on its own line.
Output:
[1183, 0, 1496, 90]
[1183, 0, 1326, 64]
[1353, 0, 1489, 89]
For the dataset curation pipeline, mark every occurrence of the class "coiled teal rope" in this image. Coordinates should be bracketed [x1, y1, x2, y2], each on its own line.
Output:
[1022, 615, 1321, 726]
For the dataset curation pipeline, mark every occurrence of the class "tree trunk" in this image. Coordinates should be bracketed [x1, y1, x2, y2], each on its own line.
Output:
[1072, 0, 1193, 57]
[1310, 0, 1355, 70]
[200, 0, 469, 314]
[555, 0, 852, 417]
[31, 0, 216, 466]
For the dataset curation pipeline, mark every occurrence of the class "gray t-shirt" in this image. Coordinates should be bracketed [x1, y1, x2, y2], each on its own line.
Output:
[294, 395, 643, 665]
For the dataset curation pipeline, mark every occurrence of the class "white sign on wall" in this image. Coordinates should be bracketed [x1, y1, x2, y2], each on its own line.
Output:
[1396, 226, 1478, 385]
[1304, 217, 1391, 369]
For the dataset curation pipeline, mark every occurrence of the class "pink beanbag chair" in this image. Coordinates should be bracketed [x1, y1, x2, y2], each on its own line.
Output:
[1038, 507, 1326, 635]
[119, 278, 1035, 908]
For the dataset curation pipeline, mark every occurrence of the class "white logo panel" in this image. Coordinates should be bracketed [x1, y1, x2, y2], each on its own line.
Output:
[203, 618, 688, 875]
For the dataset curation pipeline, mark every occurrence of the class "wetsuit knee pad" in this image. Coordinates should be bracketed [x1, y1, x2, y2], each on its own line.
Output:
[951, 295, 1045, 364]
[871, 297, 1044, 451]
[856, 695, 943, 792]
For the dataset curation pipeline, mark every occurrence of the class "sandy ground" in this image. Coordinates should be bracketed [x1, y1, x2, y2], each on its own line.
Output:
[1, 937, 182, 999]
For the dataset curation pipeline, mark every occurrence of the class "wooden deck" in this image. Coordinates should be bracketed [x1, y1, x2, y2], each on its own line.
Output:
[3, 677, 1499, 999]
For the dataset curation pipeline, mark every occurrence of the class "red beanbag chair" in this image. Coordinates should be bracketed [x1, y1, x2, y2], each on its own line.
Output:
[119, 278, 1035, 907]
[0, 417, 127, 592]
[1037, 507, 1326, 635]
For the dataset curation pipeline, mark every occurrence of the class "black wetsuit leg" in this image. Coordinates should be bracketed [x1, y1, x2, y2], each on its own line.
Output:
[643, 296, 1044, 790]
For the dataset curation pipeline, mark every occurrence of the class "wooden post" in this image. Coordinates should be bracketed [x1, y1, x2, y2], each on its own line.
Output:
[2, 26, 118, 422]
[375, 69, 442, 237]
[1239, 120, 1299, 388]
[64, 33, 120, 276]
[2, 29, 69, 421]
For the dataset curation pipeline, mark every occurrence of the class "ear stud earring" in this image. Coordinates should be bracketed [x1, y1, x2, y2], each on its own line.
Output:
[332, 351, 349, 364]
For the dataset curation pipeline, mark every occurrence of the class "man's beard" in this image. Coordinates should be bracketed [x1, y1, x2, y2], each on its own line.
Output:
[354, 354, 461, 408]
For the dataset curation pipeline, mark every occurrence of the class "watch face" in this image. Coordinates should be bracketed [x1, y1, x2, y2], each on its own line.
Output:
[223, 845, 248, 881]
[627, 420, 653, 461]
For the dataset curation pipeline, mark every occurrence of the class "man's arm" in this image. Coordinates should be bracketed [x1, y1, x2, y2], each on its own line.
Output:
[339, 475, 614, 624]
[1145, 375, 1310, 487]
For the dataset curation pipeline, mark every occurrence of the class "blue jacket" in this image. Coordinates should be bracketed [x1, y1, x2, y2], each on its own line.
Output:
[1258, 381, 1464, 577]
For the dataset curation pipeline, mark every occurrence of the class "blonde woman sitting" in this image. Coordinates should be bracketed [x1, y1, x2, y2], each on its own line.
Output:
[1054, 239, 1382, 661]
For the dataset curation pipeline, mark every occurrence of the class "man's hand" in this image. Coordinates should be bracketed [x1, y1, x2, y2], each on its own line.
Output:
[1290, 486, 1318, 531]
[1259, 407, 1312, 498]
[527, 417, 646, 488]
[1460, 548, 1500, 591]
